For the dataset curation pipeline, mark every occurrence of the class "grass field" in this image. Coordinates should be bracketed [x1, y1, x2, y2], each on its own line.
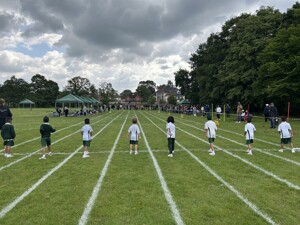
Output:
[1, 108, 300, 225]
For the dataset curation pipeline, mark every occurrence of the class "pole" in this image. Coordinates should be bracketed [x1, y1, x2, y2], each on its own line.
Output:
[224, 104, 226, 122]
[288, 102, 290, 119]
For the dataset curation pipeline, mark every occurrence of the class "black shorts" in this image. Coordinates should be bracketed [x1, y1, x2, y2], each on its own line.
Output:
[281, 138, 291, 144]
[130, 140, 138, 145]
[208, 138, 215, 143]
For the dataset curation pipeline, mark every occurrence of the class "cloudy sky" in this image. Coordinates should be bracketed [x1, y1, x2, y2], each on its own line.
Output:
[0, 0, 296, 93]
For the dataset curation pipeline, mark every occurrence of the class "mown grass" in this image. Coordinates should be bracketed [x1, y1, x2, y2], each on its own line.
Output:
[0, 108, 300, 224]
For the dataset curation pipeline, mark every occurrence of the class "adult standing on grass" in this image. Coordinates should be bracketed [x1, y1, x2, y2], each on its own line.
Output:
[236, 102, 243, 123]
[244, 117, 256, 155]
[216, 105, 221, 120]
[39, 116, 56, 159]
[269, 102, 278, 128]
[1, 117, 16, 158]
[166, 116, 175, 157]
[81, 118, 93, 158]
[205, 114, 217, 156]
[278, 116, 295, 153]
[0, 98, 12, 130]
[128, 117, 141, 155]
[263, 104, 269, 122]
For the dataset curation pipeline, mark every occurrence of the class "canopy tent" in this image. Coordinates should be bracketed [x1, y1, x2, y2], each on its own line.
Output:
[19, 99, 35, 109]
[55, 93, 100, 108]
[178, 99, 191, 105]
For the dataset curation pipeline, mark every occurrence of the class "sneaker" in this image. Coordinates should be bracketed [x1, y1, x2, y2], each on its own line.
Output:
[6, 154, 13, 158]
[278, 149, 283, 153]
[82, 154, 90, 158]
[247, 151, 252, 155]
[39, 156, 46, 160]
[168, 154, 173, 157]
[209, 151, 215, 156]
[208, 149, 213, 153]
[246, 149, 250, 153]
[4, 153, 7, 157]
[135, 151, 138, 155]
[291, 149, 295, 153]
[48, 152, 52, 156]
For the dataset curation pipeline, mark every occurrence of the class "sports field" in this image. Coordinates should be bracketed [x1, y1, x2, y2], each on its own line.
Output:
[0, 108, 300, 225]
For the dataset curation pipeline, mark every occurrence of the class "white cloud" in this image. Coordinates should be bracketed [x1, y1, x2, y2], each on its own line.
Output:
[0, 0, 296, 93]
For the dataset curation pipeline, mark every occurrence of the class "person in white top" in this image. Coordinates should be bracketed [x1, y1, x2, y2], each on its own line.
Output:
[216, 105, 221, 120]
[128, 117, 141, 155]
[278, 116, 295, 153]
[244, 117, 256, 155]
[204, 114, 217, 156]
[166, 116, 175, 157]
[81, 118, 93, 158]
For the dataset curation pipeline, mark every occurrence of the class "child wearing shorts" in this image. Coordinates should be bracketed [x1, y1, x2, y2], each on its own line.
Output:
[81, 118, 93, 158]
[1, 117, 16, 158]
[128, 117, 141, 155]
[278, 116, 295, 153]
[166, 116, 175, 157]
[244, 117, 256, 155]
[39, 116, 56, 159]
[204, 114, 217, 156]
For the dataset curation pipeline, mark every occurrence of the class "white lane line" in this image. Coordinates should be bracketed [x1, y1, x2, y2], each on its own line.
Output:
[0, 113, 117, 172]
[146, 112, 300, 190]
[137, 115, 185, 225]
[0, 112, 116, 153]
[153, 112, 300, 167]
[0, 113, 122, 219]
[141, 112, 277, 225]
[78, 113, 128, 225]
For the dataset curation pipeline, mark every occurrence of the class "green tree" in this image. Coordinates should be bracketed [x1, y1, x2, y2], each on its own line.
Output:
[30, 74, 59, 107]
[120, 89, 133, 100]
[167, 95, 177, 105]
[99, 82, 117, 105]
[0, 76, 30, 105]
[136, 80, 156, 102]
[64, 76, 91, 96]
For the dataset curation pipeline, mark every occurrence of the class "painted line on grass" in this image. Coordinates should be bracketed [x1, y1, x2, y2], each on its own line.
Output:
[141, 112, 277, 225]
[177, 118, 300, 167]
[178, 115, 300, 166]
[146, 112, 300, 190]
[137, 114, 185, 225]
[0, 113, 117, 172]
[155, 112, 300, 167]
[0, 113, 123, 219]
[78, 113, 128, 225]
[0, 112, 116, 153]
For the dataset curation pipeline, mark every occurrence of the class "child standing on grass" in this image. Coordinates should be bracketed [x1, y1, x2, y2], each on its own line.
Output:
[39, 116, 56, 160]
[1, 117, 16, 158]
[166, 116, 175, 157]
[278, 116, 295, 153]
[244, 117, 256, 155]
[204, 114, 217, 156]
[81, 118, 93, 158]
[128, 117, 141, 155]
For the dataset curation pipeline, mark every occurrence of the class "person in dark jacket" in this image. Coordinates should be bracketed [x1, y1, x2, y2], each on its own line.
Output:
[269, 103, 278, 128]
[0, 98, 12, 130]
[39, 116, 56, 159]
[263, 104, 270, 122]
[1, 117, 16, 158]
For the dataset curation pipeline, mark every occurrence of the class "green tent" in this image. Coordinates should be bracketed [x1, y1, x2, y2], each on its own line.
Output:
[55, 93, 84, 108]
[19, 99, 35, 109]
[179, 99, 191, 105]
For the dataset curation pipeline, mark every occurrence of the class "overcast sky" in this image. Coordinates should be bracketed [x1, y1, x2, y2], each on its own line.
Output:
[0, 0, 296, 93]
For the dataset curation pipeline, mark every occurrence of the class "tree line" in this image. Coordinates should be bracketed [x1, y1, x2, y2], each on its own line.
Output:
[175, 2, 300, 115]
[0, 74, 176, 107]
